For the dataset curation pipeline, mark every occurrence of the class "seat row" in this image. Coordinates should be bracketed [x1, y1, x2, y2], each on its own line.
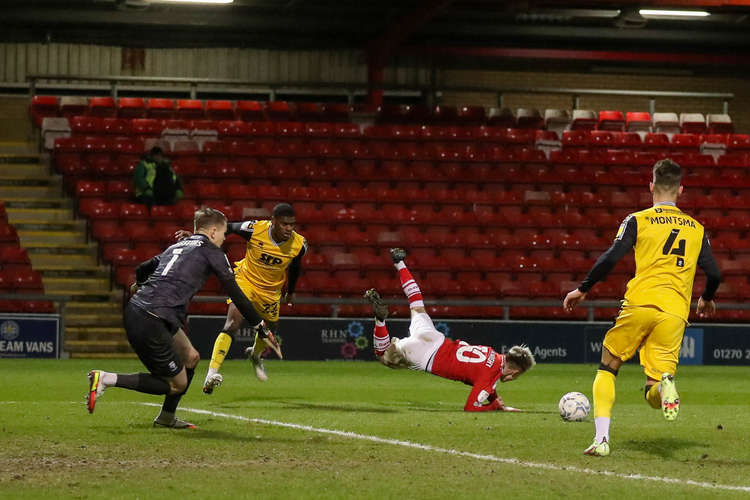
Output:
[31, 96, 353, 126]
[52, 137, 750, 167]
[377, 107, 733, 135]
[49, 118, 750, 150]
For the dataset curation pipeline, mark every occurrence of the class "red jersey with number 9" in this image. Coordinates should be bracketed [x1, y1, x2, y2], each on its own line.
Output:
[430, 338, 504, 387]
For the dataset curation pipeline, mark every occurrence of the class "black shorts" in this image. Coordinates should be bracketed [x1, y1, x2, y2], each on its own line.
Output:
[124, 303, 183, 378]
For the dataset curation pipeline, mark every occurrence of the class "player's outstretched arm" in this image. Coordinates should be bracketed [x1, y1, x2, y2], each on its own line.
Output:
[696, 233, 721, 320]
[563, 288, 587, 312]
[571, 215, 636, 308]
[283, 246, 305, 305]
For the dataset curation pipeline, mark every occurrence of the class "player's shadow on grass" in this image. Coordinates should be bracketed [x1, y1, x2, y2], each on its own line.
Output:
[282, 402, 399, 413]
[620, 437, 707, 459]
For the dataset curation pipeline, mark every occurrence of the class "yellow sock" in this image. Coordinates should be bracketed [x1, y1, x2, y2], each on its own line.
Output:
[208, 332, 233, 371]
[646, 383, 661, 409]
[593, 370, 616, 418]
[251, 331, 267, 359]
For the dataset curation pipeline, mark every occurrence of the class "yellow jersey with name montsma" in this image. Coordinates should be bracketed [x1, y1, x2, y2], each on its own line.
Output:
[622, 205, 704, 321]
[234, 219, 307, 296]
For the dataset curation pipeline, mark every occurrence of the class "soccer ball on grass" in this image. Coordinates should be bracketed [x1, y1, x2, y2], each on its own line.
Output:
[558, 392, 590, 422]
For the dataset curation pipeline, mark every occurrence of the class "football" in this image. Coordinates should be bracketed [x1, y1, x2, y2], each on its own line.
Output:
[558, 392, 590, 421]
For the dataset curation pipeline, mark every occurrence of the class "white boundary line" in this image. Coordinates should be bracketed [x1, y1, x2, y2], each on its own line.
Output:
[140, 403, 750, 493]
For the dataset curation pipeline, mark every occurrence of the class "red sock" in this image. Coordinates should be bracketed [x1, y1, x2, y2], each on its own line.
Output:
[373, 320, 390, 356]
[395, 262, 424, 308]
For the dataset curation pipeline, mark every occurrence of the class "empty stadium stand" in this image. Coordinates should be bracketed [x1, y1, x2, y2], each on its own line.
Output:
[27, 97, 747, 326]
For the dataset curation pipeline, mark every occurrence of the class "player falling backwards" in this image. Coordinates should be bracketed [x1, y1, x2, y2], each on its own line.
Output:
[182, 203, 306, 393]
[86, 208, 272, 428]
[564, 159, 721, 457]
[365, 248, 535, 412]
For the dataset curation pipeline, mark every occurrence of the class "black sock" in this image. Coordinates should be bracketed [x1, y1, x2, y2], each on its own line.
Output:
[161, 367, 194, 414]
[115, 373, 171, 395]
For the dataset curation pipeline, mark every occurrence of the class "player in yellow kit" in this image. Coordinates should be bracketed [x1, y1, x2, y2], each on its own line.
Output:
[563, 159, 721, 457]
[195, 203, 307, 391]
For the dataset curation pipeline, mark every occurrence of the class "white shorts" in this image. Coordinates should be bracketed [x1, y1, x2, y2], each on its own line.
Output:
[393, 311, 445, 372]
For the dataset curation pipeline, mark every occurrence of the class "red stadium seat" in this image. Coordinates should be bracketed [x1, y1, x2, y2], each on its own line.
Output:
[31, 95, 59, 126]
[457, 105, 487, 125]
[118, 97, 146, 118]
[625, 111, 651, 132]
[236, 100, 264, 121]
[69, 115, 103, 135]
[147, 98, 175, 118]
[205, 100, 235, 120]
[597, 110, 625, 131]
[671, 133, 700, 151]
[296, 102, 323, 122]
[265, 101, 294, 121]
[176, 99, 205, 119]
[7, 269, 44, 291]
[321, 103, 352, 123]
[0, 246, 30, 265]
[76, 180, 106, 198]
[88, 97, 117, 118]
[131, 118, 163, 137]
[102, 117, 132, 135]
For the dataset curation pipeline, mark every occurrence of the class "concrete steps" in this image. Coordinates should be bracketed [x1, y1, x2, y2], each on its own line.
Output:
[6, 207, 74, 223]
[4, 197, 75, 209]
[66, 312, 123, 327]
[0, 162, 51, 176]
[45, 277, 111, 293]
[64, 339, 133, 354]
[0, 174, 63, 198]
[26, 243, 99, 267]
[66, 326, 127, 342]
[0, 151, 127, 358]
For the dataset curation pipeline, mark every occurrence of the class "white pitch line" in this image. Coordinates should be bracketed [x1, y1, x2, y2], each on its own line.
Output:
[140, 403, 750, 493]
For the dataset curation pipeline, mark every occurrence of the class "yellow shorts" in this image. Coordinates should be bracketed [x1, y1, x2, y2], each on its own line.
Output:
[603, 305, 686, 380]
[226, 277, 280, 323]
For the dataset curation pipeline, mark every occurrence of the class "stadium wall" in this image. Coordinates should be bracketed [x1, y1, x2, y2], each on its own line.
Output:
[3, 42, 743, 132]
[0, 43, 430, 87]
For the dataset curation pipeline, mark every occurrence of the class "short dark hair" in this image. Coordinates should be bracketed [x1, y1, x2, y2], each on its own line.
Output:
[272, 203, 295, 218]
[653, 159, 682, 192]
[194, 207, 227, 231]
[150, 146, 164, 156]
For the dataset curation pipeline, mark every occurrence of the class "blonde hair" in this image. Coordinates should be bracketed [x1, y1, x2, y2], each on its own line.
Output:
[506, 344, 536, 372]
[193, 207, 227, 232]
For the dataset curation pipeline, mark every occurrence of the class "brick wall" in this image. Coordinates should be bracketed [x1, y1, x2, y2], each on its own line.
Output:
[438, 69, 748, 133]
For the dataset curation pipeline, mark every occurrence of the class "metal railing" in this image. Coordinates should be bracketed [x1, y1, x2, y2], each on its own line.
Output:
[23, 74, 734, 113]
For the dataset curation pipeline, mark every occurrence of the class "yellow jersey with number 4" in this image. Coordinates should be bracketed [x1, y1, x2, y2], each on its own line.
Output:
[234, 219, 307, 295]
[622, 205, 704, 321]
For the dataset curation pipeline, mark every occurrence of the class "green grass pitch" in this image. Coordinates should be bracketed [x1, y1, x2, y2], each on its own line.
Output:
[1, 359, 749, 499]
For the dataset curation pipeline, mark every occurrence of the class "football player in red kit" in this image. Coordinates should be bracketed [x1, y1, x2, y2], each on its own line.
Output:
[365, 248, 535, 412]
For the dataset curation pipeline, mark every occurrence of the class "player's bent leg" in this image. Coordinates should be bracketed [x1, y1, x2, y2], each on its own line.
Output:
[586, 349, 622, 456]
[245, 319, 278, 382]
[204, 305, 242, 394]
[153, 367, 196, 429]
[640, 312, 683, 421]
[390, 248, 424, 310]
[155, 331, 198, 427]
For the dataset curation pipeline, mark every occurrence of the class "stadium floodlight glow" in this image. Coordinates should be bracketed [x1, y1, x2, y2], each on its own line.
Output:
[152, 0, 234, 4]
[639, 9, 710, 17]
